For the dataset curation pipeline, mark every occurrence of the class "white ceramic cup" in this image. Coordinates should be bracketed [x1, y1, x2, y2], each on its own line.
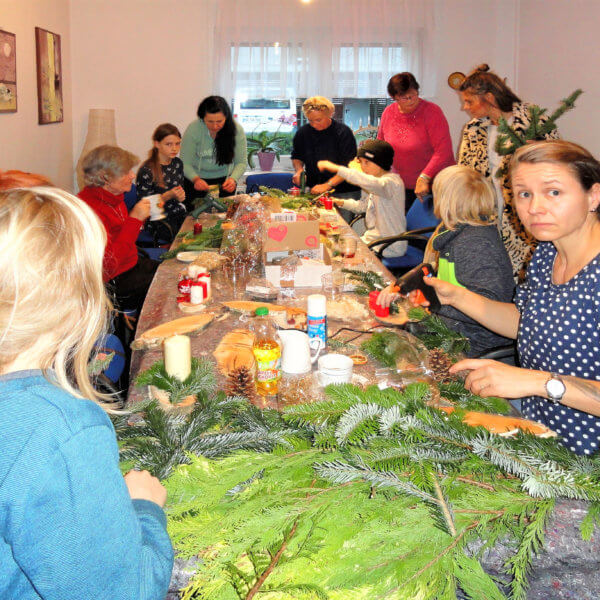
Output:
[317, 353, 353, 386]
[146, 194, 165, 221]
[280, 330, 324, 374]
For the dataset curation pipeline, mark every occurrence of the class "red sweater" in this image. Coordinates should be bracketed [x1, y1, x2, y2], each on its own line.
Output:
[78, 186, 143, 281]
[377, 99, 455, 189]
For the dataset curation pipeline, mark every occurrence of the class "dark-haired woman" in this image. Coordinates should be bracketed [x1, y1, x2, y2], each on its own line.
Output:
[180, 96, 247, 203]
[458, 64, 559, 279]
[377, 72, 454, 211]
[136, 123, 186, 242]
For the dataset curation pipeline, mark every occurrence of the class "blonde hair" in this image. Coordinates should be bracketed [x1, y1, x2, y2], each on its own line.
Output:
[432, 165, 496, 230]
[0, 187, 113, 406]
[82, 145, 138, 187]
[302, 96, 335, 117]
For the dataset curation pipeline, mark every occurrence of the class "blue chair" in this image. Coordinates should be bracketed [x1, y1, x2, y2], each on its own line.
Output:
[246, 172, 293, 193]
[366, 194, 440, 275]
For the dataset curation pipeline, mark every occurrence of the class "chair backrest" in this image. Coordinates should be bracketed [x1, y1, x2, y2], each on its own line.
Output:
[406, 194, 440, 234]
[245, 172, 293, 194]
[123, 182, 138, 211]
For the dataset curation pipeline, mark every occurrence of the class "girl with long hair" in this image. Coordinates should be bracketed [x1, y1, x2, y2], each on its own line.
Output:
[136, 122, 186, 242]
[0, 186, 173, 598]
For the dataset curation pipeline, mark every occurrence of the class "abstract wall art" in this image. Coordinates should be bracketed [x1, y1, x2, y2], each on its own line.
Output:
[35, 27, 63, 124]
[0, 30, 17, 113]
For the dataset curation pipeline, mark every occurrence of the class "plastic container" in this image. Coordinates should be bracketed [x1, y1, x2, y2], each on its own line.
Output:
[252, 307, 282, 397]
[307, 294, 327, 348]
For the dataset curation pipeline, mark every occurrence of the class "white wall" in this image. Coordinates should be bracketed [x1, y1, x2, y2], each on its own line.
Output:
[517, 0, 600, 155]
[5, 0, 600, 190]
[70, 0, 216, 190]
[0, 0, 73, 190]
[431, 0, 519, 150]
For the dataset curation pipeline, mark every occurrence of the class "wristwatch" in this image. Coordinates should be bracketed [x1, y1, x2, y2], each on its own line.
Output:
[545, 373, 566, 403]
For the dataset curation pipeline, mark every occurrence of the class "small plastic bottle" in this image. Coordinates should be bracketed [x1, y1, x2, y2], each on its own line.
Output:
[252, 307, 282, 397]
[307, 294, 327, 348]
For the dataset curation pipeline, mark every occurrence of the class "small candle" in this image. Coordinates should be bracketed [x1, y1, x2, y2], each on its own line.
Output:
[163, 335, 192, 381]
[369, 290, 380, 310]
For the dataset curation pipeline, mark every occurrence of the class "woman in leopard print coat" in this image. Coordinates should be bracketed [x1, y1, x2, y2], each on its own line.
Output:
[457, 65, 559, 280]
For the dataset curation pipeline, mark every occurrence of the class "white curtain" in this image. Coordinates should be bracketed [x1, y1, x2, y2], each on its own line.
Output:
[213, 0, 435, 101]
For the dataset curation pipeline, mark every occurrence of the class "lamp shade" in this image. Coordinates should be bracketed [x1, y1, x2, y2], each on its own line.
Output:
[76, 109, 117, 190]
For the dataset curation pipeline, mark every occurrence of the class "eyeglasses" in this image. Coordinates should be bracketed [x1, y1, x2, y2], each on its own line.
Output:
[303, 103, 329, 111]
[396, 92, 419, 102]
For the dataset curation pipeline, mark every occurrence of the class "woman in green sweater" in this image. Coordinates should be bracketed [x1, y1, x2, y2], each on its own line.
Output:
[181, 95, 247, 204]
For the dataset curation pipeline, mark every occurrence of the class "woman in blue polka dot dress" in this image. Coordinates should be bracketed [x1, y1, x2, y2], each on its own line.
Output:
[426, 140, 600, 455]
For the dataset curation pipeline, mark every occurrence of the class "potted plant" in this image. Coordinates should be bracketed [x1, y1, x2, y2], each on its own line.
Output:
[247, 127, 288, 171]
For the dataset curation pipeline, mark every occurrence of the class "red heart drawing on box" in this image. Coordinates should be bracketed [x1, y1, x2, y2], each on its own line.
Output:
[296, 214, 307, 222]
[305, 235, 318, 248]
[268, 224, 288, 242]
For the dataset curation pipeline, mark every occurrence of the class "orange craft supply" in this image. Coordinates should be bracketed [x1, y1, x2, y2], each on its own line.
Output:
[438, 406, 556, 436]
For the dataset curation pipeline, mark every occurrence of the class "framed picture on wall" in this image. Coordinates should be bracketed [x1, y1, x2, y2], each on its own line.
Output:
[0, 30, 17, 113]
[35, 26, 63, 124]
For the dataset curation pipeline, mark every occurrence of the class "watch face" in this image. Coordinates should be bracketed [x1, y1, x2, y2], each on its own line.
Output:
[546, 377, 566, 399]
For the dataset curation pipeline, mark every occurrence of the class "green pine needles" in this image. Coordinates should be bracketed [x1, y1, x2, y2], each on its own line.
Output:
[161, 221, 224, 259]
[494, 89, 583, 177]
[159, 381, 600, 600]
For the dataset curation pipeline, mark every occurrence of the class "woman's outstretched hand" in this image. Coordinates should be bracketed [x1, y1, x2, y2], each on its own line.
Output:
[450, 359, 545, 399]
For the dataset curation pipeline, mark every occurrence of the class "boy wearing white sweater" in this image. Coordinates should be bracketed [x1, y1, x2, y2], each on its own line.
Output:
[318, 139, 407, 257]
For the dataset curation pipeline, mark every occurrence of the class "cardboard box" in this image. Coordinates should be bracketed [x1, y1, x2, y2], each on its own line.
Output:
[263, 215, 320, 253]
[264, 246, 332, 288]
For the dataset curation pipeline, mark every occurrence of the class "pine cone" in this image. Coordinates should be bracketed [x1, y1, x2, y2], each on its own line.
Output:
[225, 366, 257, 400]
[428, 348, 453, 383]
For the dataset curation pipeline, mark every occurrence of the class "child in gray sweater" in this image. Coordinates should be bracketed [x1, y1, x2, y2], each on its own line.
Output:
[379, 165, 515, 356]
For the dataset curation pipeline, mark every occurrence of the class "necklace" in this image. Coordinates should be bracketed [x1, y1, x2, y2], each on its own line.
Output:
[96, 188, 126, 224]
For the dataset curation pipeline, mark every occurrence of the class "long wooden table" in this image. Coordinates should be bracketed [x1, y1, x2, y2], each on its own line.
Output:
[127, 211, 397, 406]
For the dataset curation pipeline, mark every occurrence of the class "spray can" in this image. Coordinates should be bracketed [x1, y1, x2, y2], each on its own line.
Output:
[307, 294, 327, 348]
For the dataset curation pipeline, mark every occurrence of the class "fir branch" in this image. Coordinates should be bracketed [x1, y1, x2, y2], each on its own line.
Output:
[334, 402, 383, 445]
[315, 459, 439, 506]
[245, 519, 299, 600]
[453, 554, 508, 600]
[411, 313, 470, 357]
[537, 89, 583, 138]
[161, 222, 224, 259]
[438, 380, 511, 414]
[135, 358, 216, 406]
[226, 469, 266, 496]
[580, 500, 600, 541]
[505, 499, 555, 600]
[341, 268, 387, 292]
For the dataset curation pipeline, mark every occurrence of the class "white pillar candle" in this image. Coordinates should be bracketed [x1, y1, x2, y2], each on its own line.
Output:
[163, 335, 192, 381]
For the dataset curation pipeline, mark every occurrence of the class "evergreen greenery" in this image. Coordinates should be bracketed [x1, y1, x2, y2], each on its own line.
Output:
[161, 221, 224, 259]
[409, 313, 471, 357]
[494, 89, 583, 177]
[162, 382, 600, 599]
[341, 268, 387, 296]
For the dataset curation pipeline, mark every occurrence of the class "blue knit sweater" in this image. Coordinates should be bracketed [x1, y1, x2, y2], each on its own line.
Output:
[0, 371, 173, 599]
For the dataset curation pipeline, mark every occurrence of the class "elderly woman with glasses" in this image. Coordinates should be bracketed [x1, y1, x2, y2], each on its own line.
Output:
[291, 96, 361, 206]
[378, 72, 455, 211]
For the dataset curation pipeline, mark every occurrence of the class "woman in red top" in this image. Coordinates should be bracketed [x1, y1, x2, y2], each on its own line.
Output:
[378, 72, 455, 212]
[78, 145, 157, 312]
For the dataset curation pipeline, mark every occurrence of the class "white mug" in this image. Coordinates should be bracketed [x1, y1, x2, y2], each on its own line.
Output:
[146, 194, 165, 221]
[279, 330, 324, 374]
[318, 353, 353, 386]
